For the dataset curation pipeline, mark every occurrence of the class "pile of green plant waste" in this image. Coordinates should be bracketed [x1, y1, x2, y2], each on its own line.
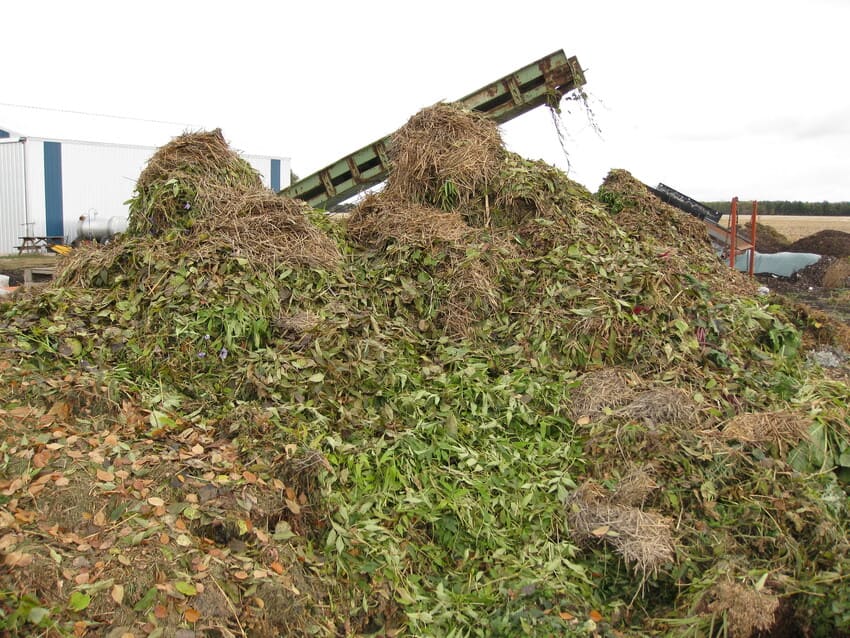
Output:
[1, 109, 849, 638]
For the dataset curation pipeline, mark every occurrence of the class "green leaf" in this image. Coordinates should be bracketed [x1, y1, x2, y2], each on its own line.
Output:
[68, 591, 91, 612]
[273, 520, 296, 541]
[64, 338, 83, 357]
[27, 606, 50, 624]
[149, 410, 176, 430]
[174, 581, 197, 596]
[308, 372, 325, 383]
[182, 505, 201, 520]
[133, 586, 158, 612]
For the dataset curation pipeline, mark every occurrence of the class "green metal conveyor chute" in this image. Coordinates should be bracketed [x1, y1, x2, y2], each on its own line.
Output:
[281, 49, 586, 210]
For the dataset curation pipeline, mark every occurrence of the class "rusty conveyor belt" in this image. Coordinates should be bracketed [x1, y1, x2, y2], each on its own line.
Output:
[281, 50, 585, 210]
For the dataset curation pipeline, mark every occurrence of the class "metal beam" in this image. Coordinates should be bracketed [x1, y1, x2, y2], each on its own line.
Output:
[281, 50, 586, 210]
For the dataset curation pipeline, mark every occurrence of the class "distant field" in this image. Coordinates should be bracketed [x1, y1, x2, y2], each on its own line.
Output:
[718, 215, 850, 242]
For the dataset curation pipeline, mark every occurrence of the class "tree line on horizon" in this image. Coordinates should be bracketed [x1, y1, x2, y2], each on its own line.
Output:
[702, 200, 850, 215]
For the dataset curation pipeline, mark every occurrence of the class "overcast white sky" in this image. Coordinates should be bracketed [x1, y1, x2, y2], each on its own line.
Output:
[3, 0, 849, 201]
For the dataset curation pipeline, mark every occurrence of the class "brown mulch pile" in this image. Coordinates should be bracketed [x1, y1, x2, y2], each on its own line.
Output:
[739, 222, 790, 254]
[786, 230, 850, 257]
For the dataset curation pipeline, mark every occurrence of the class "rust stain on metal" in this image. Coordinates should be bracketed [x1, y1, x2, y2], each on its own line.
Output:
[319, 170, 336, 197]
[546, 66, 572, 91]
[347, 157, 362, 183]
[375, 141, 391, 169]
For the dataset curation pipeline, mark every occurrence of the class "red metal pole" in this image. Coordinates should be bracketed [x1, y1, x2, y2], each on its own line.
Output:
[729, 197, 738, 269]
[749, 200, 758, 276]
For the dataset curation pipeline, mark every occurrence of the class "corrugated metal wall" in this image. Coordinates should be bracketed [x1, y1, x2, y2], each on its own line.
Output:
[24, 141, 47, 239]
[61, 142, 153, 240]
[244, 156, 291, 191]
[0, 141, 27, 254]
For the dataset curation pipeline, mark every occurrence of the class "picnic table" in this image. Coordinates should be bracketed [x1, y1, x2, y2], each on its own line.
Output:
[16, 236, 65, 254]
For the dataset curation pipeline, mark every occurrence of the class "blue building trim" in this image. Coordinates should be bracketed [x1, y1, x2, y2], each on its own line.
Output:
[270, 158, 281, 192]
[0, 129, 9, 138]
[43, 141, 64, 238]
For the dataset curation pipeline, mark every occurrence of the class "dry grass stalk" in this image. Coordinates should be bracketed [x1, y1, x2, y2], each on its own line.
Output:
[611, 467, 659, 507]
[346, 194, 473, 249]
[130, 129, 262, 236]
[205, 189, 341, 270]
[613, 386, 698, 427]
[440, 254, 501, 337]
[52, 239, 128, 288]
[276, 310, 321, 336]
[705, 581, 779, 637]
[822, 258, 850, 289]
[347, 193, 501, 337]
[567, 482, 674, 577]
[137, 128, 260, 191]
[569, 368, 639, 421]
[720, 411, 810, 450]
[385, 103, 504, 210]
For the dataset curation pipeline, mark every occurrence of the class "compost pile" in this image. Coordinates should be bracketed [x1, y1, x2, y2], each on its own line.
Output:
[2, 108, 850, 638]
[786, 229, 850, 258]
[741, 222, 790, 254]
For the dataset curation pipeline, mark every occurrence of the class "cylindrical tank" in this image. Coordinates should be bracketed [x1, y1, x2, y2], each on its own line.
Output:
[76, 214, 129, 242]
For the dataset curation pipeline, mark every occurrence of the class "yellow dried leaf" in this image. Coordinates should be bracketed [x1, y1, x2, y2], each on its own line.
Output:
[111, 584, 125, 605]
[3, 551, 33, 567]
[285, 499, 301, 515]
[590, 525, 610, 537]
[176, 534, 192, 547]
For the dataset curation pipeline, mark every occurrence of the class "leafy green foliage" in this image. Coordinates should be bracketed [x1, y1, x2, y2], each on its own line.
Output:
[1, 135, 849, 637]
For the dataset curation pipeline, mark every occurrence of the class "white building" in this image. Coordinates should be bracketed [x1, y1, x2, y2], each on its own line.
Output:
[0, 106, 290, 254]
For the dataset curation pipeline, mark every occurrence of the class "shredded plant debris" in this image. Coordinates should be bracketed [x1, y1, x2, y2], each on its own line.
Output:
[1, 106, 850, 638]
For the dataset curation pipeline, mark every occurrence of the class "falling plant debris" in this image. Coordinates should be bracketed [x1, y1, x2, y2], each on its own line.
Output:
[1, 106, 849, 638]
